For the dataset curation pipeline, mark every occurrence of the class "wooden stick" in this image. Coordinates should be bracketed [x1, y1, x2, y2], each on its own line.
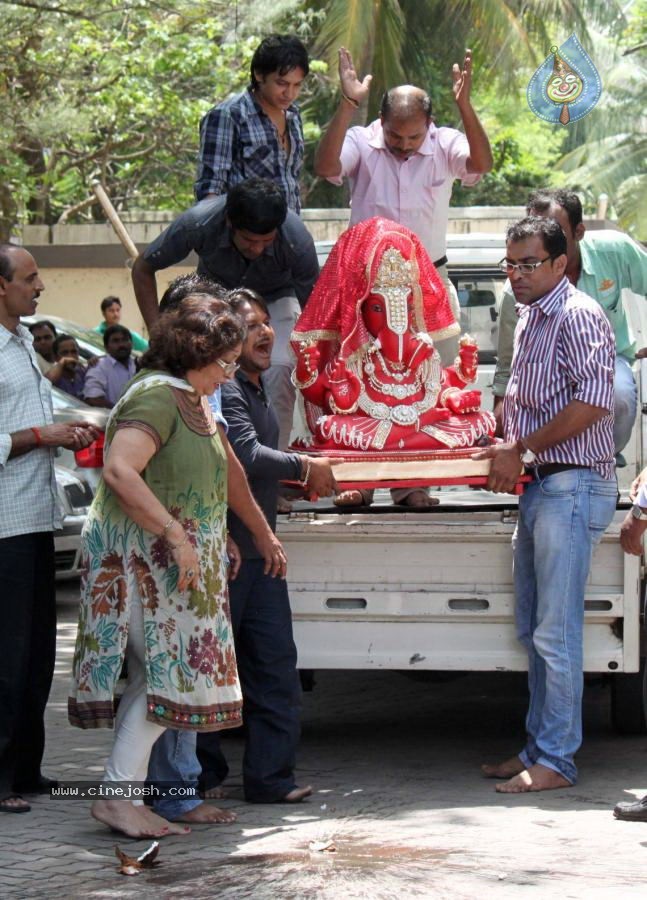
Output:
[91, 180, 139, 260]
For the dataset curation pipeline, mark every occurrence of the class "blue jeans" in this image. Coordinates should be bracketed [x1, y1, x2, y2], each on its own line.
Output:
[614, 356, 637, 455]
[147, 729, 202, 820]
[513, 468, 617, 784]
[197, 559, 302, 802]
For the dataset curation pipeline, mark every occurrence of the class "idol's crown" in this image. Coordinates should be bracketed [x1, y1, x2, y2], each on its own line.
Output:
[373, 248, 414, 289]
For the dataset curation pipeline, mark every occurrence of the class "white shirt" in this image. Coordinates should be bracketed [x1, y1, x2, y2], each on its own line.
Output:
[329, 119, 481, 262]
[0, 324, 61, 538]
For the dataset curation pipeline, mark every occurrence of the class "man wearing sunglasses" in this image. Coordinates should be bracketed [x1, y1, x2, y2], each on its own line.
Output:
[474, 216, 617, 793]
[493, 189, 647, 456]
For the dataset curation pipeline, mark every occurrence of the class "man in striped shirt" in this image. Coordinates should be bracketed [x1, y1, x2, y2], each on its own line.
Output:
[475, 217, 617, 793]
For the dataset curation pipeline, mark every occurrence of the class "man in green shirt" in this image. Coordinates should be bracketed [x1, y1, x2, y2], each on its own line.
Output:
[94, 295, 148, 352]
[493, 189, 647, 454]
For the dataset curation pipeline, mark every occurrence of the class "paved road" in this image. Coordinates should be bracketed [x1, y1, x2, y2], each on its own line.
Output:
[2, 582, 646, 899]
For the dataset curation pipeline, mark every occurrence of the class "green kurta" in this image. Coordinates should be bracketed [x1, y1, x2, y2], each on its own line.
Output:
[68, 371, 242, 732]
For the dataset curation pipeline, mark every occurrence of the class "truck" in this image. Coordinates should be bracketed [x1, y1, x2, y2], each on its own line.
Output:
[280, 231, 647, 735]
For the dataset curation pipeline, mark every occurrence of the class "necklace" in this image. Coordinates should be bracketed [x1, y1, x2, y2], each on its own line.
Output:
[356, 351, 442, 427]
[364, 358, 423, 399]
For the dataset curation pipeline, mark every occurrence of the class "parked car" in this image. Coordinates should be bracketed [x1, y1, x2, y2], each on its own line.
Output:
[22, 313, 106, 359]
[54, 463, 94, 580]
[23, 313, 143, 359]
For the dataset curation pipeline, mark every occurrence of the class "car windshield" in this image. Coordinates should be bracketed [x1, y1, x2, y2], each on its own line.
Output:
[23, 314, 105, 359]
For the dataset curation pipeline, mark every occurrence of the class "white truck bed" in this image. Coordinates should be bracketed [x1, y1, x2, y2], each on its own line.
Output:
[279, 507, 640, 673]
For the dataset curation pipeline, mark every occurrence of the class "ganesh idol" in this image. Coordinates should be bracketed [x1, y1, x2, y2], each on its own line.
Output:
[290, 217, 495, 455]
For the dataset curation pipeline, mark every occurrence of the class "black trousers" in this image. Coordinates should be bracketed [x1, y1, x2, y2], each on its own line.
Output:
[197, 559, 302, 802]
[0, 532, 57, 796]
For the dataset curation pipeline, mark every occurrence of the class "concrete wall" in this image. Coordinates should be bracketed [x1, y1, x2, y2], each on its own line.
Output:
[22, 206, 617, 331]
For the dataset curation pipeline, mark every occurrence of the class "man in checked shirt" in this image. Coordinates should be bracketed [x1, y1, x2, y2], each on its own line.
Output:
[195, 34, 309, 213]
[474, 217, 618, 793]
[0, 244, 100, 813]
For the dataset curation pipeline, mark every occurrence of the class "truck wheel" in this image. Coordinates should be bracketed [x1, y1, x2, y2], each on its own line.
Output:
[611, 658, 647, 734]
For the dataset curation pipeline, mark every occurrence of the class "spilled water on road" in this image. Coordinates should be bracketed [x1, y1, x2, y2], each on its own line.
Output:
[120, 840, 456, 899]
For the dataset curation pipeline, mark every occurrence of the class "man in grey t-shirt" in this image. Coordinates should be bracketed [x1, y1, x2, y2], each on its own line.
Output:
[132, 178, 319, 449]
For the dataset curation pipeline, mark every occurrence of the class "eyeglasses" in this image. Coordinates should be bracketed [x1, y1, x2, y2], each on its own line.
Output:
[498, 256, 553, 275]
[215, 358, 240, 376]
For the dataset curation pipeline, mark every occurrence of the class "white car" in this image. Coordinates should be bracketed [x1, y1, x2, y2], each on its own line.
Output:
[54, 463, 94, 580]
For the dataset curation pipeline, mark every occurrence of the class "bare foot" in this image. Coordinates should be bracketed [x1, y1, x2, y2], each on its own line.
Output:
[91, 799, 163, 838]
[283, 785, 313, 803]
[495, 764, 572, 793]
[334, 490, 371, 508]
[137, 805, 191, 835]
[400, 490, 439, 509]
[201, 785, 227, 800]
[481, 755, 525, 779]
[175, 802, 237, 824]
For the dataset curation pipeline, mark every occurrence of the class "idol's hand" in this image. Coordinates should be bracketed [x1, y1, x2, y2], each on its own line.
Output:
[328, 358, 361, 411]
[406, 333, 435, 368]
[294, 344, 321, 385]
[444, 389, 481, 414]
[457, 338, 478, 382]
[338, 47, 372, 104]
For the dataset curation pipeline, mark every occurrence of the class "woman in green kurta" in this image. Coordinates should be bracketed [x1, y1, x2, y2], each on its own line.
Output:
[68, 297, 256, 839]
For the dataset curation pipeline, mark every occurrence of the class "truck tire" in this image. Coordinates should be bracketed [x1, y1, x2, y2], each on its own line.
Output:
[611, 657, 647, 735]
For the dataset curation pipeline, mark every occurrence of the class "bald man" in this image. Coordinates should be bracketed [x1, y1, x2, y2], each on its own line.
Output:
[315, 47, 492, 331]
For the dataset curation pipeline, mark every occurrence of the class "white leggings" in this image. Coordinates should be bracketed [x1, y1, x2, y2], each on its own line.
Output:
[103, 594, 165, 804]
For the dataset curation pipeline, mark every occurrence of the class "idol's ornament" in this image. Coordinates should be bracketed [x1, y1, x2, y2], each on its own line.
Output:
[290, 218, 495, 477]
[527, 34, 601, 126]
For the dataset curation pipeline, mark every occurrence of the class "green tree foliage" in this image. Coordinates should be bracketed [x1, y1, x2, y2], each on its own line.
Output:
[0, 0, 257, 238]
[555, 4, 647, 239]
[1, 0, 641, 235]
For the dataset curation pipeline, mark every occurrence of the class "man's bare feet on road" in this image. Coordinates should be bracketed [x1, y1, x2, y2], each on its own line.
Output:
[138, 805, 191, 835]
[495, 764, 571, 793]
[283, 785, 313, 803]
[334, 489, 371, 507]
[201, 786, 227, 800]
[176, 802, 237, 824]
[481, 755, 525, 779]
[400, 490, 439, 509]
[91, 799, 168, 838]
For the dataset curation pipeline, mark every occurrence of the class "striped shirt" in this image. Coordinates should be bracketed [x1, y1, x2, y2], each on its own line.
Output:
[195, 88, 304, 212]
[502, 277, 615, 479]
[0, 324, 61, 539]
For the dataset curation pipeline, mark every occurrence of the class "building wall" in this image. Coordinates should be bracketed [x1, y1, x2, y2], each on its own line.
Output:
[23, 206, 567, 330]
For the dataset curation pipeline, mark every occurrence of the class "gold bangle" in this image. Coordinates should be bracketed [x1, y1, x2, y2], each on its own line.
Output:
[453, 358, 476, 385]
[161, 517, 176, 538]
[440, 387, 460, 406]
[167, 534, 189, 551]
[328, 395, 359, 415]
[291, 367, 318, 390]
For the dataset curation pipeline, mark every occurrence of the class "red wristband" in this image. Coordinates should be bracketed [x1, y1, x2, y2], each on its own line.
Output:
[31, 427, 42, 446]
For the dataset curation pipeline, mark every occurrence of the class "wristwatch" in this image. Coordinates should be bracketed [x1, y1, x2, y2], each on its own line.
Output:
[521, 447, 537, 466]
[516, 437, 537, 466]
[631, 504, 647, 521]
